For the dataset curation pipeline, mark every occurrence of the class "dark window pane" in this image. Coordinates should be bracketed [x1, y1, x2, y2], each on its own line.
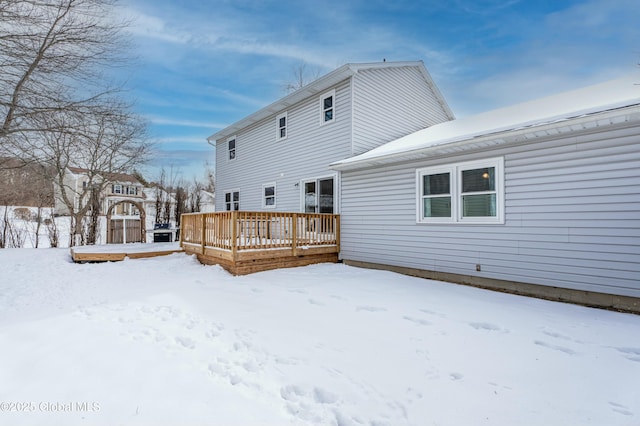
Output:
[265, 197, 274, 206]
[225, 193, 231, 202]
[423, 197, 451, 217]
[233, 192, 239, 202]
[280, 128, 286, 138]
[324, 96, 332, 109]
[228, 139, 235, 149]
[324, 110, 333, 122]
[279, 117, 286, 127]
[264, 186, 275, 197]
[462, 194, 496, 217]
[423, 173, 450, 195]
[462, 167, 495, 192]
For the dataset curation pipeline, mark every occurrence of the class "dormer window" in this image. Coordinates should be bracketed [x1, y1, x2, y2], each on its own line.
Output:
[320, 90, 335, 125]
[112, 184, 122, 194]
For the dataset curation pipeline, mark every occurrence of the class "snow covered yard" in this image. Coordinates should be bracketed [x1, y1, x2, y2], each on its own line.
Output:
[0, 249, 638, 426]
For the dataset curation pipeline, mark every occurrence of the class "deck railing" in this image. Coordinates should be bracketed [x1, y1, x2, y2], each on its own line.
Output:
[180, 211, 340, 254]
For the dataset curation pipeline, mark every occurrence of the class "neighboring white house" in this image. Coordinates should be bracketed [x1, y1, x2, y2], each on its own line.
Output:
[330, 74, 640, 311]
[54, 167, 149, 243]
[208, 61, 453, 214]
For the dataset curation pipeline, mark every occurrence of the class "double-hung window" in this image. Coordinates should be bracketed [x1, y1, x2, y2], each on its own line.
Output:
[276, 112, 287, 141]
[112, 184, 122, 195]
[225, 191, 240, 211]
[262, 183, 276, 208]
[417, 158, 504, 224]
[228, 137, 236, 160]
[320, 90, 335, 125]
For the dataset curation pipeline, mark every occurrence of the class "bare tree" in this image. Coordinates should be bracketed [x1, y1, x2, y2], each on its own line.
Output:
[0, 0, 150, 246]
[282, 62, 322, 93]
[33, 107, 149, 246]
[0, 0, 133, 156]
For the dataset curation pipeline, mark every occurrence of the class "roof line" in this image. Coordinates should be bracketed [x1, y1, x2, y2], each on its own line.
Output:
[207, 61, 451, 144]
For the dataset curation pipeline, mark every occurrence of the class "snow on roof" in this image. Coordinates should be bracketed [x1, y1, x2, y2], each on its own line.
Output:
[332, 74, 640, 170]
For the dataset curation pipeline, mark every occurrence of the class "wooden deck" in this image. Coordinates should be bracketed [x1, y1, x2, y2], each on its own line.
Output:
[180, 211, 340, 275]
[70, 242, 183, 263]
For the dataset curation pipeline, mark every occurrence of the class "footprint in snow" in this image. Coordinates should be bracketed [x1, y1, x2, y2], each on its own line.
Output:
[609, 402, 633, 416]
[403, 316, 431, 326]
[534, 340, 576, 355]
[469, 322, 504, 332]
[175, 336, 196, 349]
[356, 306, 387, 312]
[308, 298, 325, 306]
[449, 372, 463, 381]
[614, 347, 640, 362]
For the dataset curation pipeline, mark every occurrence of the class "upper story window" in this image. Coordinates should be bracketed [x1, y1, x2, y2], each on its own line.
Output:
[417, 157, 504, 224]
[228, 137, 236, 160]
[262, 183, 276, 208]
[112, 184, 122, 194]
[126, 186, 138, 196]
[225, 191, 240, 211]
[276, 112, 287, 141]
[320, 90, 335, 125]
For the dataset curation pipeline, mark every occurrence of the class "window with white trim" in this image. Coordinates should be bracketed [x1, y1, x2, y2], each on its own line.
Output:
[262, 183, 276, 208]
[320, 90, 335, 125]
[228, 137, 236, 160]
[225, 191, 240, 211]
[112, 184, 122, 194]
[417, 158, 504, 224]
[276, 112, 287, 141]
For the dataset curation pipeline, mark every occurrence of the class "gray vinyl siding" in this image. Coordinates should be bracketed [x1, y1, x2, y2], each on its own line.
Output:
[339, 124, 640, 298]
[215, 80, 352, 212]
[351, 66, 451, 156]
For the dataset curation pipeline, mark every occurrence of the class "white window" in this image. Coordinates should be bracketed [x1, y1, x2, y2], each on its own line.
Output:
[276, 112, 287, 141]
[126, 186, 138, 195]
[228, 137, 236, 160]
[112, 184, 122, 194]
[417, 158, 504, 224]
[225, 190, 240, 211]
[320, 90, 335, 125]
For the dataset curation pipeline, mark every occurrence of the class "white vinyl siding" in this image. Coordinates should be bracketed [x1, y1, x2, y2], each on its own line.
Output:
[213, 64, 452, 213]
[351, 66, 452, 156]
[338, 125, 640, 298]
[215, 80, 352, 212]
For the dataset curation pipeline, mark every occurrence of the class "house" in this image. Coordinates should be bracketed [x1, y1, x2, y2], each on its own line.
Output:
[330, 74, 640, 312]
[208, 61, 453, 214]
[54, 167, 148, 243]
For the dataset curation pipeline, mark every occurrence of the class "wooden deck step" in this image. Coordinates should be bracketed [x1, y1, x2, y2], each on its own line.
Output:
[70, 243, 183, 263]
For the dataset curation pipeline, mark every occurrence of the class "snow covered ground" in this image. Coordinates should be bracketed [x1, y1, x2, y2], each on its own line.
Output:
[0, 248, 638, 426]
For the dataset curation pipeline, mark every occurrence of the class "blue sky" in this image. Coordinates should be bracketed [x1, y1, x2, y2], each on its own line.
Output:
[121, 0, 640, 182]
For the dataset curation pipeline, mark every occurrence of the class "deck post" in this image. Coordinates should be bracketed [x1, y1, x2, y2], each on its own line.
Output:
[291, 213, 298, 256]
[231, 211, 238, 260]
[200, 213, 206, 254]
[335, 214, 340, 254]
